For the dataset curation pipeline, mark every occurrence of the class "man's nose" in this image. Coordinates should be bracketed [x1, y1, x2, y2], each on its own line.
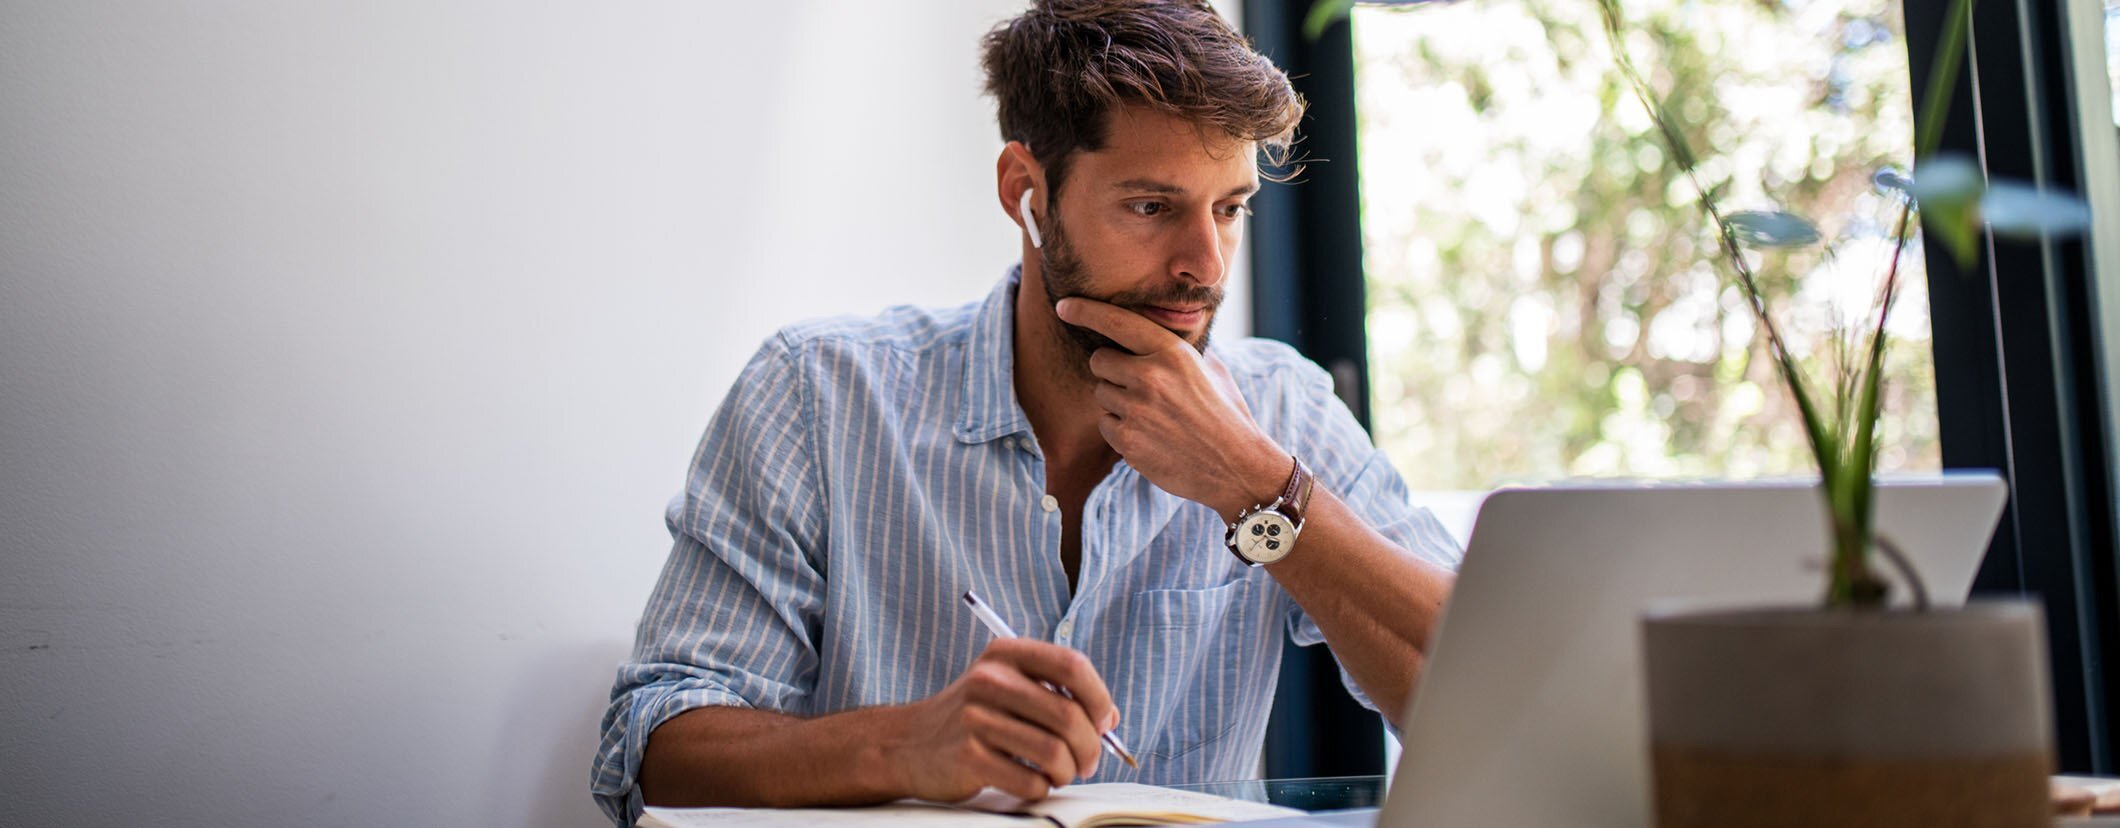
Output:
[1170, 209, 1227, 288]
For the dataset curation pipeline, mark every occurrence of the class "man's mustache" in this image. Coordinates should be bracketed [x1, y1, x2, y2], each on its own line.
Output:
[1103, 284, 1224, 314]
[1056, 285, 1223, 355]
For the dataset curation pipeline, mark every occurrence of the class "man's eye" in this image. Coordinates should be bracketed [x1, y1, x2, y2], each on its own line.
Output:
[1128, 202, 1166, 217]
[1220, 203, 1254, 219]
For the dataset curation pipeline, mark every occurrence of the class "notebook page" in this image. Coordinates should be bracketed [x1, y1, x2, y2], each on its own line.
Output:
[962, 783, 1306, 827]
[639, 802, 1027, 827]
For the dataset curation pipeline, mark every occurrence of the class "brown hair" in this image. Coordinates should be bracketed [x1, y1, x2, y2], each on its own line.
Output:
[980, 0, 1306, 195]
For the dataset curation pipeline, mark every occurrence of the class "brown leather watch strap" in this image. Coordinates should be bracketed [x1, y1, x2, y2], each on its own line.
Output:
[1280, 456, 1313, 524]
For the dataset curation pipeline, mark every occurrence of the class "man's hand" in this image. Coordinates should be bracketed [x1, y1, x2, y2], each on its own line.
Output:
[1056, 297, 1288, 519]
[884, 638, 1121, 803]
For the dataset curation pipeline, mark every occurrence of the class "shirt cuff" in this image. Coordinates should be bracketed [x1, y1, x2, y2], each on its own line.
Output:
[595, 683, 754, 828]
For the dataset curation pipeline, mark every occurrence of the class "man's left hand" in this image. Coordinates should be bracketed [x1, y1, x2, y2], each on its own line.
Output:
[1055, 297, 1288, 520]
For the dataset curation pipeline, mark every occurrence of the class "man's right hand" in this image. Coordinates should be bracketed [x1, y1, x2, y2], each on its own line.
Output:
[883, 637, 1122, 803]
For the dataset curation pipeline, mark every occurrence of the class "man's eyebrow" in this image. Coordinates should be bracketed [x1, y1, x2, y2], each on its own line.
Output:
[1111, 178, 1185, 195]
[1110, 179, 1262, 199]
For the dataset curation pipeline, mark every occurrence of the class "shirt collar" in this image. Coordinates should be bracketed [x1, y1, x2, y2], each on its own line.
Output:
[954, 265, 1035, 445]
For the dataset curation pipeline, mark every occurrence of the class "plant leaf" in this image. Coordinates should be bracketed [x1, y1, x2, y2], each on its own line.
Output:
[1921, 203, 1982, 268]
[1982, 181, 2094, 239]
[1305, 0, 1459, 39]
[1907, 155, 1983, 209]
[1726, 211, 1822, 248]
[1914, 0, 1977, 158]
[1872, 167, 1913, 196]
[1303, 0, 1356, 41]
[1910, 155, 1987, 268]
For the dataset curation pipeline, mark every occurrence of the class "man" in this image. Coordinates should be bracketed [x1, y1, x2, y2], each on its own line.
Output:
[591, 1, 1459, 823]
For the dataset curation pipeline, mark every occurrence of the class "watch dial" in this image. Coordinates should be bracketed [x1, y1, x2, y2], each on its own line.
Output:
[1238, 513, 1296, 563]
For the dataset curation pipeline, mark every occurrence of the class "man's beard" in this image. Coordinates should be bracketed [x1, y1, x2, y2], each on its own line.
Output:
[1037, 209, 1222, 379]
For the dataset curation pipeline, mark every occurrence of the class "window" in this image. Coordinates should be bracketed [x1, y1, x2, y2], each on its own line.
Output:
[1250, 0, 2120, 776]
[2108, 0, 2120, 127]
[1353, 0, 1939, 508]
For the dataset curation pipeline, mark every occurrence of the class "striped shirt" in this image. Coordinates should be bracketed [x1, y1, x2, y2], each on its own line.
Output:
[591, 269, 1461, 825]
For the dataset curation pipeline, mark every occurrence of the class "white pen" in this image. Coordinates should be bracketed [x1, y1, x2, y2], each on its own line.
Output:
[961, 590, 1140, 769]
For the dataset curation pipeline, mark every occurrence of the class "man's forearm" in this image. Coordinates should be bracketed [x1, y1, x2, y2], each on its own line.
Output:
[639, 704, 909, 808]
[1265, 483, 1455, 726]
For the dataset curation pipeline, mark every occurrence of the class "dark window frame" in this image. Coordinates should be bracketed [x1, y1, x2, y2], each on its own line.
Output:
[1245, 0, 2120, 776]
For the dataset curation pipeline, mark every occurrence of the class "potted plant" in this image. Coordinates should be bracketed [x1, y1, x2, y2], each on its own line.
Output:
[1310, 0, 2092, 822]
[1587, 0, 2091, 823]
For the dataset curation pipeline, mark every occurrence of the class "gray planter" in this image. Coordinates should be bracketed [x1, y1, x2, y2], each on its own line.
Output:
[1642, 601, 2052, 827]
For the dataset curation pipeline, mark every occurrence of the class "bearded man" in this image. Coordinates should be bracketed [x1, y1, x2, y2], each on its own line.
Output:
[591, 2, 1460, 824]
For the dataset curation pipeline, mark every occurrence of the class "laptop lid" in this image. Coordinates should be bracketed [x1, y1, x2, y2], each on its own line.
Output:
[1374, 473, 2010, 828]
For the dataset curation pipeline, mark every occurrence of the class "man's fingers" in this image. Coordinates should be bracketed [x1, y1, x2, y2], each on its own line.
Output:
[1085, 347, 1142, 386]
[971, 706, 1084, 786]
[968, 662, 1099, 762]
[960, 658, 1101, 787]
[1056, 297, 1180, 356]
[984, 639, 1120, 739]
[1091, 381, 1128, 416]
[974, 750, 1055, 802]
[1096, 413, 1127, 455]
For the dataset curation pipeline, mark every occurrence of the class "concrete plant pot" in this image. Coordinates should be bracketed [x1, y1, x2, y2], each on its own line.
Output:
[1642, 601, 2053, 827]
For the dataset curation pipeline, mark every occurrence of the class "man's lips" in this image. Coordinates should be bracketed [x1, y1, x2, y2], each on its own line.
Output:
[1139, 304, 1210, 329]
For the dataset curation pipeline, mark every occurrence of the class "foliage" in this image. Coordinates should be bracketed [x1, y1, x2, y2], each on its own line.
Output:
[1346, 0, 1938, 492]
[1329, 0, 2089, 608]
[1595, 0, 2088, 607]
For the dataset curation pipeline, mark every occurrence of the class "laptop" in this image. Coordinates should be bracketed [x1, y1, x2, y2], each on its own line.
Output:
[1237, 473, 2011, 827]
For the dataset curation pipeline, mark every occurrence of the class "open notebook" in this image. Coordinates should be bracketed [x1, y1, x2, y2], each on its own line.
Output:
[639, 782, 1305, 828]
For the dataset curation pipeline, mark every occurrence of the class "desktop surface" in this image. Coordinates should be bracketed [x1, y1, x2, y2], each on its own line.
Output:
[1167, 774, 2120, 827]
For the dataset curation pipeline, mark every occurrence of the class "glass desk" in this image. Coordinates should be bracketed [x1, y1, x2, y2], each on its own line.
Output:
[1165, 775, 1385, 813]
[1167, 774, 2120, 826]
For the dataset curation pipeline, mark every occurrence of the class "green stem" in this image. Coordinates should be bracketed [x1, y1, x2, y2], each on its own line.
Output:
[1915, 0, 1976, 160]
[1596, 0, 1967, 609]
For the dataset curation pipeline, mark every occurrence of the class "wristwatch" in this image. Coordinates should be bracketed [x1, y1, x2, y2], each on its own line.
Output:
[1225, 456, 1314, 566]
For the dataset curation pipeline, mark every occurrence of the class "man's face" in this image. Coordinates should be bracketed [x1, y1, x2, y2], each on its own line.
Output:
[1037, 107, 1259, 364]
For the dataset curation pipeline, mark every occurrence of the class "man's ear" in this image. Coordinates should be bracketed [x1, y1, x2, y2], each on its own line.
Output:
[996, 141, 1045, 243]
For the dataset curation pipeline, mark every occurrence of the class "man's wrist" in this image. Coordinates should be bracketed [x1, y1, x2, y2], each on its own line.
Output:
[1215, 442, 1296, 523]
[859, 703, 920, 800]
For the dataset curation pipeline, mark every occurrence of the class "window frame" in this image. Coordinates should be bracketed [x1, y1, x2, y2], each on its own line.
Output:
[1245, 0, 2120, 775]
[1245, 0, 1389, 779]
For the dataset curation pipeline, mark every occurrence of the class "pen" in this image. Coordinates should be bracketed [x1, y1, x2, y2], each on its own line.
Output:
[961, 590, 1141, 770]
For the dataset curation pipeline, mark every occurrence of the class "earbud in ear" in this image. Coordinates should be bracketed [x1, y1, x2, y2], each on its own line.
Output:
[1019, 189, 1043, 249]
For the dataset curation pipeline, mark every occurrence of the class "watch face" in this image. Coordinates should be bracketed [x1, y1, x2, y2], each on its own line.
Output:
[1235, 512, 1297, 564]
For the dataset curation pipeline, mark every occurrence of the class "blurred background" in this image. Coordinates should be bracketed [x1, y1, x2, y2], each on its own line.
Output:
[0, 2, 1080, 825]
[1356, 0, 1940, 489]
[3, 1, 2118, 825]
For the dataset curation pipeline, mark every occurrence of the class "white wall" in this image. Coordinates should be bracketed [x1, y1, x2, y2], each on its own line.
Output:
[0, 2, 1253, 826]
[0, 4, 1010, 825]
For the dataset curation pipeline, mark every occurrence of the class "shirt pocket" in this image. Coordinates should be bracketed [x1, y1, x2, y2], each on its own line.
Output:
[1116, 578, 1256, 764]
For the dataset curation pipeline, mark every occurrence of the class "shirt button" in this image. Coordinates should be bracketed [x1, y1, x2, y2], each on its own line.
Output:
[1057, 620, 1074, 638]
[1040, 495, 1059, 513]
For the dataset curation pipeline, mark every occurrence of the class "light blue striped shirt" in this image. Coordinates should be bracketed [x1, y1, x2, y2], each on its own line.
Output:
[592, 269, 1461, 825]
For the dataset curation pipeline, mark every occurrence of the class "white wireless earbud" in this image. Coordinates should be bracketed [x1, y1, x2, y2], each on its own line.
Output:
[1019, 188, 1043, 249]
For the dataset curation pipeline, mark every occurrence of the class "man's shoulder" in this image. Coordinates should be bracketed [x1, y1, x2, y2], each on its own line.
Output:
[765, 297, 981, 362]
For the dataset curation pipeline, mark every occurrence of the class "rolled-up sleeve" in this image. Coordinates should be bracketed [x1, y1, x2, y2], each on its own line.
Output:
[591, 335, 828, 826]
